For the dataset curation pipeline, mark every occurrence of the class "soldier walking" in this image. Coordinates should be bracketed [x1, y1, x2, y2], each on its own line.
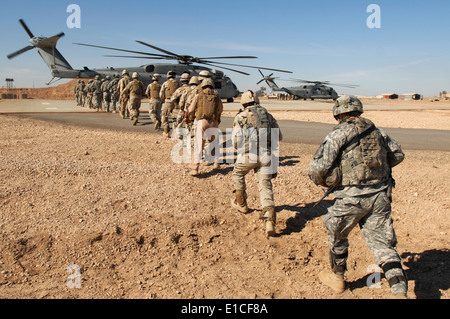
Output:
[170, 72, 191, 136]
[101, 75, 112, 112]
[118, 69, 131, 119]
[230, 90, 283, 238]
[308, 95, 408, 298]
[91, 75, 103, 112]
[122, 72, 145, 126]
[145, 73, 162, 130]
[160, 71, 180, 137]
[109, 73, 120, 113]
[187, 78, 223, 176]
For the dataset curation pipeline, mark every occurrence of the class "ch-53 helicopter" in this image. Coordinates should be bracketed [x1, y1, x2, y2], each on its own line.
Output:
[7, 19, 292, 102]
[257, 70, 359, 101]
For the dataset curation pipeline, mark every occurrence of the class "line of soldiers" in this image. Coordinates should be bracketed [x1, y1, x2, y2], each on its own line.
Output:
[75, 71, 409, 298]
[74, 74, 120, 112]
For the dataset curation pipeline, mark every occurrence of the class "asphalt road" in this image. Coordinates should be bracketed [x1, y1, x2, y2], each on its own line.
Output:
[1, 100, 449, 151]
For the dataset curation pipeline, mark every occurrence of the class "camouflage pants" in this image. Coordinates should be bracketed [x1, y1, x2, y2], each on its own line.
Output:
[119, 97, 129, 118]
[232, 157, 275, 209]
[128, 96, 141, 120]
[93, 93, 102, 109]
[110, 92, 118, 111]
[324, 190, 401, 269]
[149, 98, 162, 124]
[161, 100, 176, 133]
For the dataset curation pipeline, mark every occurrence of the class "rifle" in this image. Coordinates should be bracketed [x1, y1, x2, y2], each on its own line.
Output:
[313, 186, 337, 207]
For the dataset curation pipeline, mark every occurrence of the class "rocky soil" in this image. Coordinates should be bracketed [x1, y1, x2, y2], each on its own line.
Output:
[0, 108, 448, 300]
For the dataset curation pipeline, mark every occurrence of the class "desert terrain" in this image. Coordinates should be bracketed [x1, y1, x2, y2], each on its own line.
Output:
[0, 89, 448, 302]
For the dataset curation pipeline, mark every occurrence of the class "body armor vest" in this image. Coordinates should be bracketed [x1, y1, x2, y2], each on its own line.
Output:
[150, 82, 161, 99]
[164, 79, 179, 100]
[195, 88, 220, 120]
[339, 117, 390, 186]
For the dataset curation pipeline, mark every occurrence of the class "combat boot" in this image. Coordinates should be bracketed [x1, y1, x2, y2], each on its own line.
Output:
[154, 121, 161, 130]
[132, 117, 138, 126]
[318, 270, 346, 293]
[231, 190, 249, 214]
[260, 206, 276, 237]
[213, 162, 220, 170]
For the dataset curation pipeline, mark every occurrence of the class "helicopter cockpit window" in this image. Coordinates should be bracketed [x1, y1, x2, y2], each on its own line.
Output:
[144, 65, 155, 73]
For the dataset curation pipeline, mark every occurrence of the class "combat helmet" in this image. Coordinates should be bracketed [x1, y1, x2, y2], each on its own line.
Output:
[333, 95, 363, 119]
[122, 69, 129, 76]
[240, 90, 259, 107]
[180, 72, 190, 83]
[189, 76, 199, 85]
[198, 70, 211, 81]
[201, 78, 215, 89]
[132, 72, 139, 79]
[167, 70, 176, 79]
[152, 73, 161, 81]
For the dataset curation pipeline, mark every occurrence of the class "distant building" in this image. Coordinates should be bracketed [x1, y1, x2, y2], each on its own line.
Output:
[381, 93, 399, 99]
[401, 93, 422, 100]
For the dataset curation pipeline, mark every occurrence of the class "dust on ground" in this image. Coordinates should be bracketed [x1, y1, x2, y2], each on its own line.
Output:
[0, 107, 448, 299]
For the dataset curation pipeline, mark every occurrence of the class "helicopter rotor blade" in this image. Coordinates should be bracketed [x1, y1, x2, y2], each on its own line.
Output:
[200, 62, 250, 76]
[19, 19, 34, 38]
[7, 45, 35, 59]
[200, 60, 292, 74]
[74, 42, 171, 59]
[103, 55, 168, 60]
[199, 56, 257, 60]
[135, 40, 181, 59]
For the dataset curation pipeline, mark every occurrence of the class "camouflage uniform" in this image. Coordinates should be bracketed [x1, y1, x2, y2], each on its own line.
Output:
[308, 95, 407, 297]
[122, 73, 144, 125]
[74, 80, 81, 106]
[109, 74, 120, 112]
[187, 79, 223, 174]
[85, 80, 94, 109]
[101, 76, 112, 112]
[231, 91, 282, 237]
[145, 76, 162, 130]
[160, 72, 180, 136]
[91, 76, 103, 111]
[118, 71, 131, 118]
[79, 80, 86, 107]
[170, 73, 190, 135]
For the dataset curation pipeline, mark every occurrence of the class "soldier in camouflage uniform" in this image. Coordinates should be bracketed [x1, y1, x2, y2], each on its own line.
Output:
[91, 75, 103, 112]
[101, 75, 112, 112]
[118, 70, 131, 119]
[160, 71, 180, 137]
[231, 90, 282, 238]
[85, 79, 94, 109]
[109, 74, 120, 113]
[145, 73, 162, 130]
[170, 72, 191, 136]
[74, 80, 81, 106]
[187, 78, 223, 176]
[122, 72, 145, 126]
[308, 95, 408, 298]
[79, 80, 86, 107]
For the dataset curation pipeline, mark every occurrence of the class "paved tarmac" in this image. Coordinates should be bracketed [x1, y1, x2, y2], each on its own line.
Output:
[1, 99, 449, 151]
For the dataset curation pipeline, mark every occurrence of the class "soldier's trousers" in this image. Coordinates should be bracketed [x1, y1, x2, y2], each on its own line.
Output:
[129, 96, 141, 120]
[324, 190, 401, 269]
[149, 98, 162, 124]
[119, 98, 129, 118]
[232, 158, 275, 209]
[161, 100, 175, 133]
[93, 93, 102, 110]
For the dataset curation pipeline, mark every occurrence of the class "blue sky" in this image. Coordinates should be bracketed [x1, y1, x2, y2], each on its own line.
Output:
[1, 0, 449, 97]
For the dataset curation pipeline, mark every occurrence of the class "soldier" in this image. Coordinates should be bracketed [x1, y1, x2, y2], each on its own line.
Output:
[80, 80, 86, 107]
[160, 70, 180, 137]
[91, 75, 103, 112]
[230, 90, 283, 238]
[307, 95, 407, 298]
[101, 75, 112, 112]
[170, 72, 191, 135]
[74, 80, 81, 106]
[85, 79, 94, 109]
[178, 75, 200, 136]
[187, 78, 223, 176]
[109, 73, 120, 113]
[118, 69, 131, 119]
[122, 72, 145, 126]
[145, 73, 162, 130]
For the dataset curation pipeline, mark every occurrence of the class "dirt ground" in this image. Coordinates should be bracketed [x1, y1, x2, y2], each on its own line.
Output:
[0, 107, 448, 300]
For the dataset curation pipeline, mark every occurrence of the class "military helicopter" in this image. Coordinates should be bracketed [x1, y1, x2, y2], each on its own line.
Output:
[7, 19, 292, 102]
[257, 70, 359, 100]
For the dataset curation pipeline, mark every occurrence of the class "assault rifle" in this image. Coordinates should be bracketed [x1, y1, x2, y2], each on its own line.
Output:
[313, 186, 337, 207]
